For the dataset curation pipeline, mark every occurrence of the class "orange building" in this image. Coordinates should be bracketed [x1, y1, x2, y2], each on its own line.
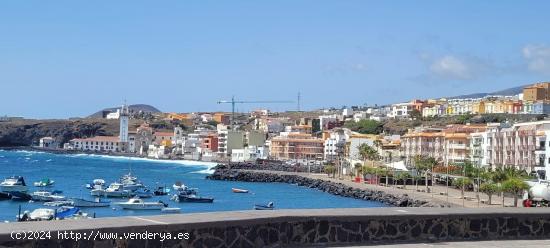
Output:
[270, 133, 324, 160]
[523, 82, 550, 101]
[213, 113, 230, 125]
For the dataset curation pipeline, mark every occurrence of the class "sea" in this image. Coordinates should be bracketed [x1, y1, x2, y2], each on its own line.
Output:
[0, 149, 386, 221]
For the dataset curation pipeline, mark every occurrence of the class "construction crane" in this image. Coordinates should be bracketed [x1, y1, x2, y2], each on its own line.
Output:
[217, 96, 293, 130]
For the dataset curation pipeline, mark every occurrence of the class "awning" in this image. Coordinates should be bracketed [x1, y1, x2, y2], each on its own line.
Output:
[385, 161, 408, 171]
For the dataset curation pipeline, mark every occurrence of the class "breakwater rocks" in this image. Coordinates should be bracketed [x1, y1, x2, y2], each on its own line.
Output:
[207, 169, 445, 207]
[226, 160, 324, 173]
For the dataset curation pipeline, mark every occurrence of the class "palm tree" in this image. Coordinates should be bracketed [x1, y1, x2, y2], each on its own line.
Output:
[479, 182, 499, 205]
[359, 143, 380, 184]
[502, 178, 529, 207]
[414, 155, 435, 192]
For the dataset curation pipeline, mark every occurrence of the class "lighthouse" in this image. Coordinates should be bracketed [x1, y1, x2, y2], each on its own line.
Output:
[119, 103, 129, 143]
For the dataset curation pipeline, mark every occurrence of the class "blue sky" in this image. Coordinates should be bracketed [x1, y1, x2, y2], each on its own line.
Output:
[1, 1, 550, 118]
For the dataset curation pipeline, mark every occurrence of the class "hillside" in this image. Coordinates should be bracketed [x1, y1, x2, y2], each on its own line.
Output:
[88, 104, 162, 118]
[448, 85, 529, 99]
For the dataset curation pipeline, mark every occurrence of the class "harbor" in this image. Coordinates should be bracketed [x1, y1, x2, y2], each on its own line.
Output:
[0, 149, 386, 222]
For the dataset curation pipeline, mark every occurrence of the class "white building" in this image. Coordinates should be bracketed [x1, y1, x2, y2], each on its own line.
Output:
[106, 109, 120, 119]
[39, 137, 57, 148]
[119, 104, 129, 143]
[388, 103, 412, 118]
[324, 129, 351, 160]
[67, 136, 123, 152]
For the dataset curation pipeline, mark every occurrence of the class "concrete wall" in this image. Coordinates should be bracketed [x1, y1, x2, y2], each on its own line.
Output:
[3, 208, 550, 247]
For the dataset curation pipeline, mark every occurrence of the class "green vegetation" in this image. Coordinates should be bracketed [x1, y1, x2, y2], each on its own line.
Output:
[479, 183, 500, 205]
[454, 177, 473, 199]
[345, 119, 383, 134]
[414, 155, 437, 192]
[502, 178, 530, 207]
[395, 172, 410, 189]
[324, 163, 336, 178]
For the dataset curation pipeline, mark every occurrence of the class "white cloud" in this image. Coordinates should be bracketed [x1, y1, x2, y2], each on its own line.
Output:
[429, 55, 472, 80]
[523, 44, 550, 75]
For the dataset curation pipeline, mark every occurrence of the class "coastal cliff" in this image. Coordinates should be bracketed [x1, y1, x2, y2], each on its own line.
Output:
[207, 168, 446, 207]
[0, 119, 122, 147]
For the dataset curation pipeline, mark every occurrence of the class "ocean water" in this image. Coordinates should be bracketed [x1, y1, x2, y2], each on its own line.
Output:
[0, 150, 386, 221]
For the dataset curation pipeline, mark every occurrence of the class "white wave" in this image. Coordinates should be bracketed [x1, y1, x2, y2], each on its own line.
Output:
[65, 153, 218, 173]
[46, 159, 52, 162]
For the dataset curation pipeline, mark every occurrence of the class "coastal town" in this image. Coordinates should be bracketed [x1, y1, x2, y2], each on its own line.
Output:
[3, 81, 539, 208]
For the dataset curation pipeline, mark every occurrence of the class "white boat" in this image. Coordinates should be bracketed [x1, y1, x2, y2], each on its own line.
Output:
[0, 176, 28, 192]
[33, 178, 55, 187]
[31, 191, 67, 202]
[103, 183, 130, 197]
[161, 207, 181, 214]
[71, 198, 110, 207]
[17, 209, 55, 221]
[117, 197, 167, 210]
[85, 179, 105, 189]
[120, 172, 144, 191]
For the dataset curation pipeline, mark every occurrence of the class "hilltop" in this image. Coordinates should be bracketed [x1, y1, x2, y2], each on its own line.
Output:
[88, 104, 162, 118]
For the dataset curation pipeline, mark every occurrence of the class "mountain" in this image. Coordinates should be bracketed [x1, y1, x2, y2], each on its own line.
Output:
[448, 84, 530, 99]
[88, 104, 162, 118]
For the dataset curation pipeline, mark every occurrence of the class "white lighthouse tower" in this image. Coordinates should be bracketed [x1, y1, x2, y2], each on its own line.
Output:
[119, 103, 129, 143]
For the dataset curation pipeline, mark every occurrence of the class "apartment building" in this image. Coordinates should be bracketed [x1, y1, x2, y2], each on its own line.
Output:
[270, 132, 324, 160]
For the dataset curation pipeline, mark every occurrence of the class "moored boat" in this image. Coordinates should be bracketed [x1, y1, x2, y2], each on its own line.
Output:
[71, 198, 110, 207]
[174, 194, 214, 203]
[0, 176, 28, 192]
[0, 192, 11, 200]
[17, 208, 55, 221]
[33, 178, 55, 187]
[161, 207, 181, 214]
[31, 191, 67, 202]
[103, 183, 131, 197]
[10, 191, 32, 201]
[232, 188, 249, 193]
[116, 197, 167, 210]
[254, 202, 274, 210]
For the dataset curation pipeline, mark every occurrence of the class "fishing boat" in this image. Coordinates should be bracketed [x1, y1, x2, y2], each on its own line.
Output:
[232, 188, 249, 193]
[85, 179, 105, 189]
[31, 191, 67, 202]
[90, 187, 105, 196]
[120, 172, 145, 191]
[153, 186, 170, 196]
[172, 182, 197, 195]
[174, 194, 214, 203]
[254, 202, 274, 210]
[71, 198, 110, 207]
[0, 176, 28, 192]
[10, 191, 32, 201]
[103, 183, 131, 197]
[33, 178, 55, 187]
[117, 197, 167, 210]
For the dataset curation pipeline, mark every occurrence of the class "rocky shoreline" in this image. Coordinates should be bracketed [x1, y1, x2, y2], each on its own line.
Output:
[207, 168, 447, 207]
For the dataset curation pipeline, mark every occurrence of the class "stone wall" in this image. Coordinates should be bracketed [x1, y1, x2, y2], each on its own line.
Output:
[2, 208, 550, 247]
[207, 168, 446, 207]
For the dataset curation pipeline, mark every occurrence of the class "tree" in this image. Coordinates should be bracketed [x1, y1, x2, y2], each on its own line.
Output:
[324, 164, 336, 178]
[414, 155, 436, 192]
[454, 177, 472, 200]
[409, 109, 422, 120]
[358, 143, 380, 168]
[354, 163, 363, 178]
[479, 183, 499, 205]
[502, 178, 529, 207]
[344, 119, 383, 134]
[362, 165, 376, 184]
[396, 172, 410, 189]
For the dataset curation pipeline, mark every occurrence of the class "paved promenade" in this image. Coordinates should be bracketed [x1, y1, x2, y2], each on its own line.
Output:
[247, 170, 518, 208]
[334, 239, 550, 247]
